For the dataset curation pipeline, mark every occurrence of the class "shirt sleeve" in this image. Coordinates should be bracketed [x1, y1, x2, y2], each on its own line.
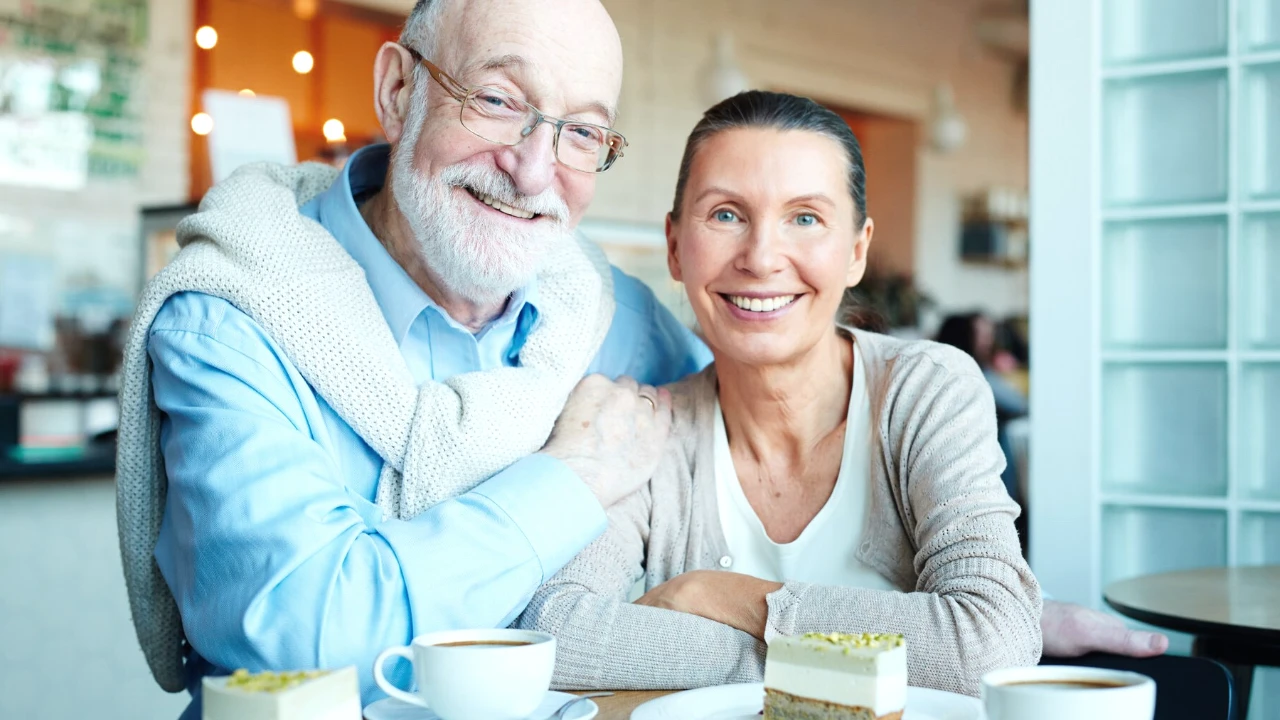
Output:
[147, 296, 606, 700]
[590, 267, 712, 385]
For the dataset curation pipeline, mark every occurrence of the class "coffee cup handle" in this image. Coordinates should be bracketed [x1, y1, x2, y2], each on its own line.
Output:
[374, 646, 429, 709]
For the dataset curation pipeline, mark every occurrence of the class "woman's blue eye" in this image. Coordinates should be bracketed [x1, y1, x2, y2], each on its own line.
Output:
[796, 213, 817, 226]
[715, 210, 738, 222]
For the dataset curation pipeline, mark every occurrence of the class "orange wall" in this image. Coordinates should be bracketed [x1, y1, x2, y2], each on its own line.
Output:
[839, 110, 919, 278]
[190, 0, 401, 199]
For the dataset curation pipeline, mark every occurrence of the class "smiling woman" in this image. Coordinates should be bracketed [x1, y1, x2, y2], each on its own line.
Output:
[518, 90, 1043, 698]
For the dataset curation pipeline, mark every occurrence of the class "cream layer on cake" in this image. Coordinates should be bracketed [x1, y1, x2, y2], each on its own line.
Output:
[202, 666, 361, 720]
[764, 632, 907, 717]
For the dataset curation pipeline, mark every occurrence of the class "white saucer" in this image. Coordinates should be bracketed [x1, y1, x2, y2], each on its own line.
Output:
[630, 683, 981, 720]
[363, 690, 598, 720]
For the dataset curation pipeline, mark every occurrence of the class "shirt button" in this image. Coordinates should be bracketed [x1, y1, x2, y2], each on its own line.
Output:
[860, 541, 872, 553]
[719, 555, 733, 568]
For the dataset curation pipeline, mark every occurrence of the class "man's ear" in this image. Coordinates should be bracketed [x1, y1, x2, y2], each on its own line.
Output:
[373, 42, 417, 144]
[845, 216, 875, 287]
[666, 213, 684, 283]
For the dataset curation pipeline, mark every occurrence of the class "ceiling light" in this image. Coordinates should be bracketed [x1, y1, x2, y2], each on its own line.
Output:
[191, 112, 214, 136]
[323, 119, 346, 143]
[292, 51, 314, 75]
[195, 26, 218, 50]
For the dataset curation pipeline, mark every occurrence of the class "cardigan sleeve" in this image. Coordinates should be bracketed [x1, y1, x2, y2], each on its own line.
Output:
[516, 481, 766, 689]
[762, 354, 1042, 697]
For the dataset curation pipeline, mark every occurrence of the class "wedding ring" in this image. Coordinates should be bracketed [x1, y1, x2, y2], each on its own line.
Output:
[639, 393, 657, 411]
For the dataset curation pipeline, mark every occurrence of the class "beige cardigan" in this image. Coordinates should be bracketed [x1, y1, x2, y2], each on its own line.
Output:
[517, 328, 1042, 697]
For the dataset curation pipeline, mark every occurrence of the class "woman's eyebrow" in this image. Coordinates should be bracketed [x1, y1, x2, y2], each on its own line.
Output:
[787, 193, 836, 207]
[693, 186, 742, 205]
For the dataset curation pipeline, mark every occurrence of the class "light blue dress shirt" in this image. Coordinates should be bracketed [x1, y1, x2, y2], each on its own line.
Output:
[149, 145, 711, 718]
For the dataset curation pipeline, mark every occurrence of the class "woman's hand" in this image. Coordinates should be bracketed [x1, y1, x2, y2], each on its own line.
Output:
[633, 570, 783, 639]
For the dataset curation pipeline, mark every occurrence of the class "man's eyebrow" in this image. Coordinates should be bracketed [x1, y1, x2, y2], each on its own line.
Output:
[466, 54, 618, 126]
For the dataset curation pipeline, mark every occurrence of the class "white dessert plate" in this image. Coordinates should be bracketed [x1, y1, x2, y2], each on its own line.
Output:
[364, 690, 598, 720]
[630, 683, 980, 720]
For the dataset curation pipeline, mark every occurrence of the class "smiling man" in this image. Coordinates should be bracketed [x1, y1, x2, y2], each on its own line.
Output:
[115, 1, 709, 717]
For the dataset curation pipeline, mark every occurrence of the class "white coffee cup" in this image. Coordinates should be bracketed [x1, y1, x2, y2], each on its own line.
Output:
[982, 665, 1156, 720]
[373, 628, 555, 720]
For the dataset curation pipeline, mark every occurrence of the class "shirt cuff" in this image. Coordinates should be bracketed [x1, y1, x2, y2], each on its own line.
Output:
[470, 453, 608, 582]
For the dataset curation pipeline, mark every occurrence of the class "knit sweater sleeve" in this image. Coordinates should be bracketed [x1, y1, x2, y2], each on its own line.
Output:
[762, 353, 1042, 697]
[517, 482, 766, 690]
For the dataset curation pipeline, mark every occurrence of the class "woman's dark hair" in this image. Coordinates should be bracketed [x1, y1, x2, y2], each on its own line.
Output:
[670, 90, 883, 331]
[935, 313, 982, 362]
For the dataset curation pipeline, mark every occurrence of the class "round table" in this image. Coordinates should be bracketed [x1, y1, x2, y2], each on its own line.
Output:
[585, 691, 672, 719]
[1104, 565, 1280, 712]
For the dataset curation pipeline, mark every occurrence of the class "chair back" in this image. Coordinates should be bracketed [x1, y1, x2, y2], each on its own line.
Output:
[1042, 653, 1236, 720]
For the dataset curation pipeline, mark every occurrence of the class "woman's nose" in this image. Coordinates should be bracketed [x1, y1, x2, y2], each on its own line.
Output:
[736, 224, 787, 278]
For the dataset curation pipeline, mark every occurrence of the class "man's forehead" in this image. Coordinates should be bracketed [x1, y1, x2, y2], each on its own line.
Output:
[434, 0, 623, 118]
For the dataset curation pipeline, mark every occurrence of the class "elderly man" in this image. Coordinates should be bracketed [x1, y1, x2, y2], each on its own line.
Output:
[118, 0, 702, 716]
[117, 0, 1164, 716]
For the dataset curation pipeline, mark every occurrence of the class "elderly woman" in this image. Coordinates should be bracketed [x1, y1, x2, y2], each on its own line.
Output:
[518, 90, 1042, 696]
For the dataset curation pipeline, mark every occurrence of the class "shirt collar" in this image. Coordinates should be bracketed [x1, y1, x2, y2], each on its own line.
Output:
[314, 144, 540, 344]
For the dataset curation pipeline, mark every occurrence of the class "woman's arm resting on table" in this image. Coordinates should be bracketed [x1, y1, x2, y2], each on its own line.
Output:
[516, 484, 766, 690]
[640, 357, 1042, 697]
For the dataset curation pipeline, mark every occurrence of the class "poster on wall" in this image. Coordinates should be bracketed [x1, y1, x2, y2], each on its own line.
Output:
[0, 0, 147, 187]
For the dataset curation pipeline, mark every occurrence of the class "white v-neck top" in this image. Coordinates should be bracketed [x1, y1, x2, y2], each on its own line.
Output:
[713, 348, 894, 589]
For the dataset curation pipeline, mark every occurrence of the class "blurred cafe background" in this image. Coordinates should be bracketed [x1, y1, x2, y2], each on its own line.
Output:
[0, 0, 1275, 717]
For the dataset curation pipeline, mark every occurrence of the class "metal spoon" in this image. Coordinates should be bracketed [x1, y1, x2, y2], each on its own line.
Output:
[547, 691, 614, 719]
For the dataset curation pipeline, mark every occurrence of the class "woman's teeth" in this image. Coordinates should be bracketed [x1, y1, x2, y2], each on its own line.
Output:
[467, 188, 535, 219]
[727, 294, 797, 313]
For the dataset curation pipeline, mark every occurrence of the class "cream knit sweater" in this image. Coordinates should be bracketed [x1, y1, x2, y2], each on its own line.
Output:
[116, 162, 614, 691]
[518, 328, 1042, 697]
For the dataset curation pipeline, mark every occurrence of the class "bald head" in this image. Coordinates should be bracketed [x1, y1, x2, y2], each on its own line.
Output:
[401, 0, 623, 121]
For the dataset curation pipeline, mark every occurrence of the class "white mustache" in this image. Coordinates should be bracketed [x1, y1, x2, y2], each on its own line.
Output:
[437, 163, 571, 225]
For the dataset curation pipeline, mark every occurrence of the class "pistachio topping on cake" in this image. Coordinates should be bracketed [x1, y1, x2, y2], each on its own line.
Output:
[800, 632, 905, 650]
[224, 668, 331, 693]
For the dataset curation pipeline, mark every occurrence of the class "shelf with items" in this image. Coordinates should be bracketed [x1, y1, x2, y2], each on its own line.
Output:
[958, 187, 1028, 268]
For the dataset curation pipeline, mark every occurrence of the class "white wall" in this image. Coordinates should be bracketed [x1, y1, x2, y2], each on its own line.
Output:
[0, 477, 190, 719]
[592, 0, 1030, 319]
[0, 0, 193, 717]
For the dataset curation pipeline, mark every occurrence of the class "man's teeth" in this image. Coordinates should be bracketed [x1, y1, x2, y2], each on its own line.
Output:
[469, 188, 534, 219]
[728, 294, 797, 313]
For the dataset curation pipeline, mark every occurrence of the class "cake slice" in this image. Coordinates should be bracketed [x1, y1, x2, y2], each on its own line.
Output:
[763, 632, 907, 720]
[202, 666, 362, 720]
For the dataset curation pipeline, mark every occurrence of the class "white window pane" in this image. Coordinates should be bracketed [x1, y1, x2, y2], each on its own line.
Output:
[1241, 365, 1280, 500]
[1102, 364, 1228, 496]
[1103, 217, 1227, 349]
[1104, 72, 1228, 207]
[1245, 0, 1280, 51]
[1101, 506, 1227, 586]
[1104, 0, 1228, 65]
[1240, 513, 1280, 564]
[1242, 215, 1280, 348]
[1245, 64, 1280, 200]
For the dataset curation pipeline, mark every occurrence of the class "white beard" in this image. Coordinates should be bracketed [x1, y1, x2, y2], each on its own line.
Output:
[389, 111, 574, 305]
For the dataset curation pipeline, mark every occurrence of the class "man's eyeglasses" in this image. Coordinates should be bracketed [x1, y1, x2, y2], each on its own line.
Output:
[405, 48, 628, 174]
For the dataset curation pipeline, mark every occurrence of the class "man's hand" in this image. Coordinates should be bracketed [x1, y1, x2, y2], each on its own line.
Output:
[541, 374, 673, 508]
[1041, 599, 1169, 658]
[634, 570, 782, 639]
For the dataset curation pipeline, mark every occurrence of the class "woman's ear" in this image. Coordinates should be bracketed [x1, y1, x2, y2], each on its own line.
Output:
[373, 42, 417, 144]
[845, 216, 875, 286]
[666, 213, 684, 283]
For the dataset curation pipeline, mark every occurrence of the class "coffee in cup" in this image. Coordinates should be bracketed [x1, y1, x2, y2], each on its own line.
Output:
[982, 666, 1155, 720]
[374, 629, 555, 720]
